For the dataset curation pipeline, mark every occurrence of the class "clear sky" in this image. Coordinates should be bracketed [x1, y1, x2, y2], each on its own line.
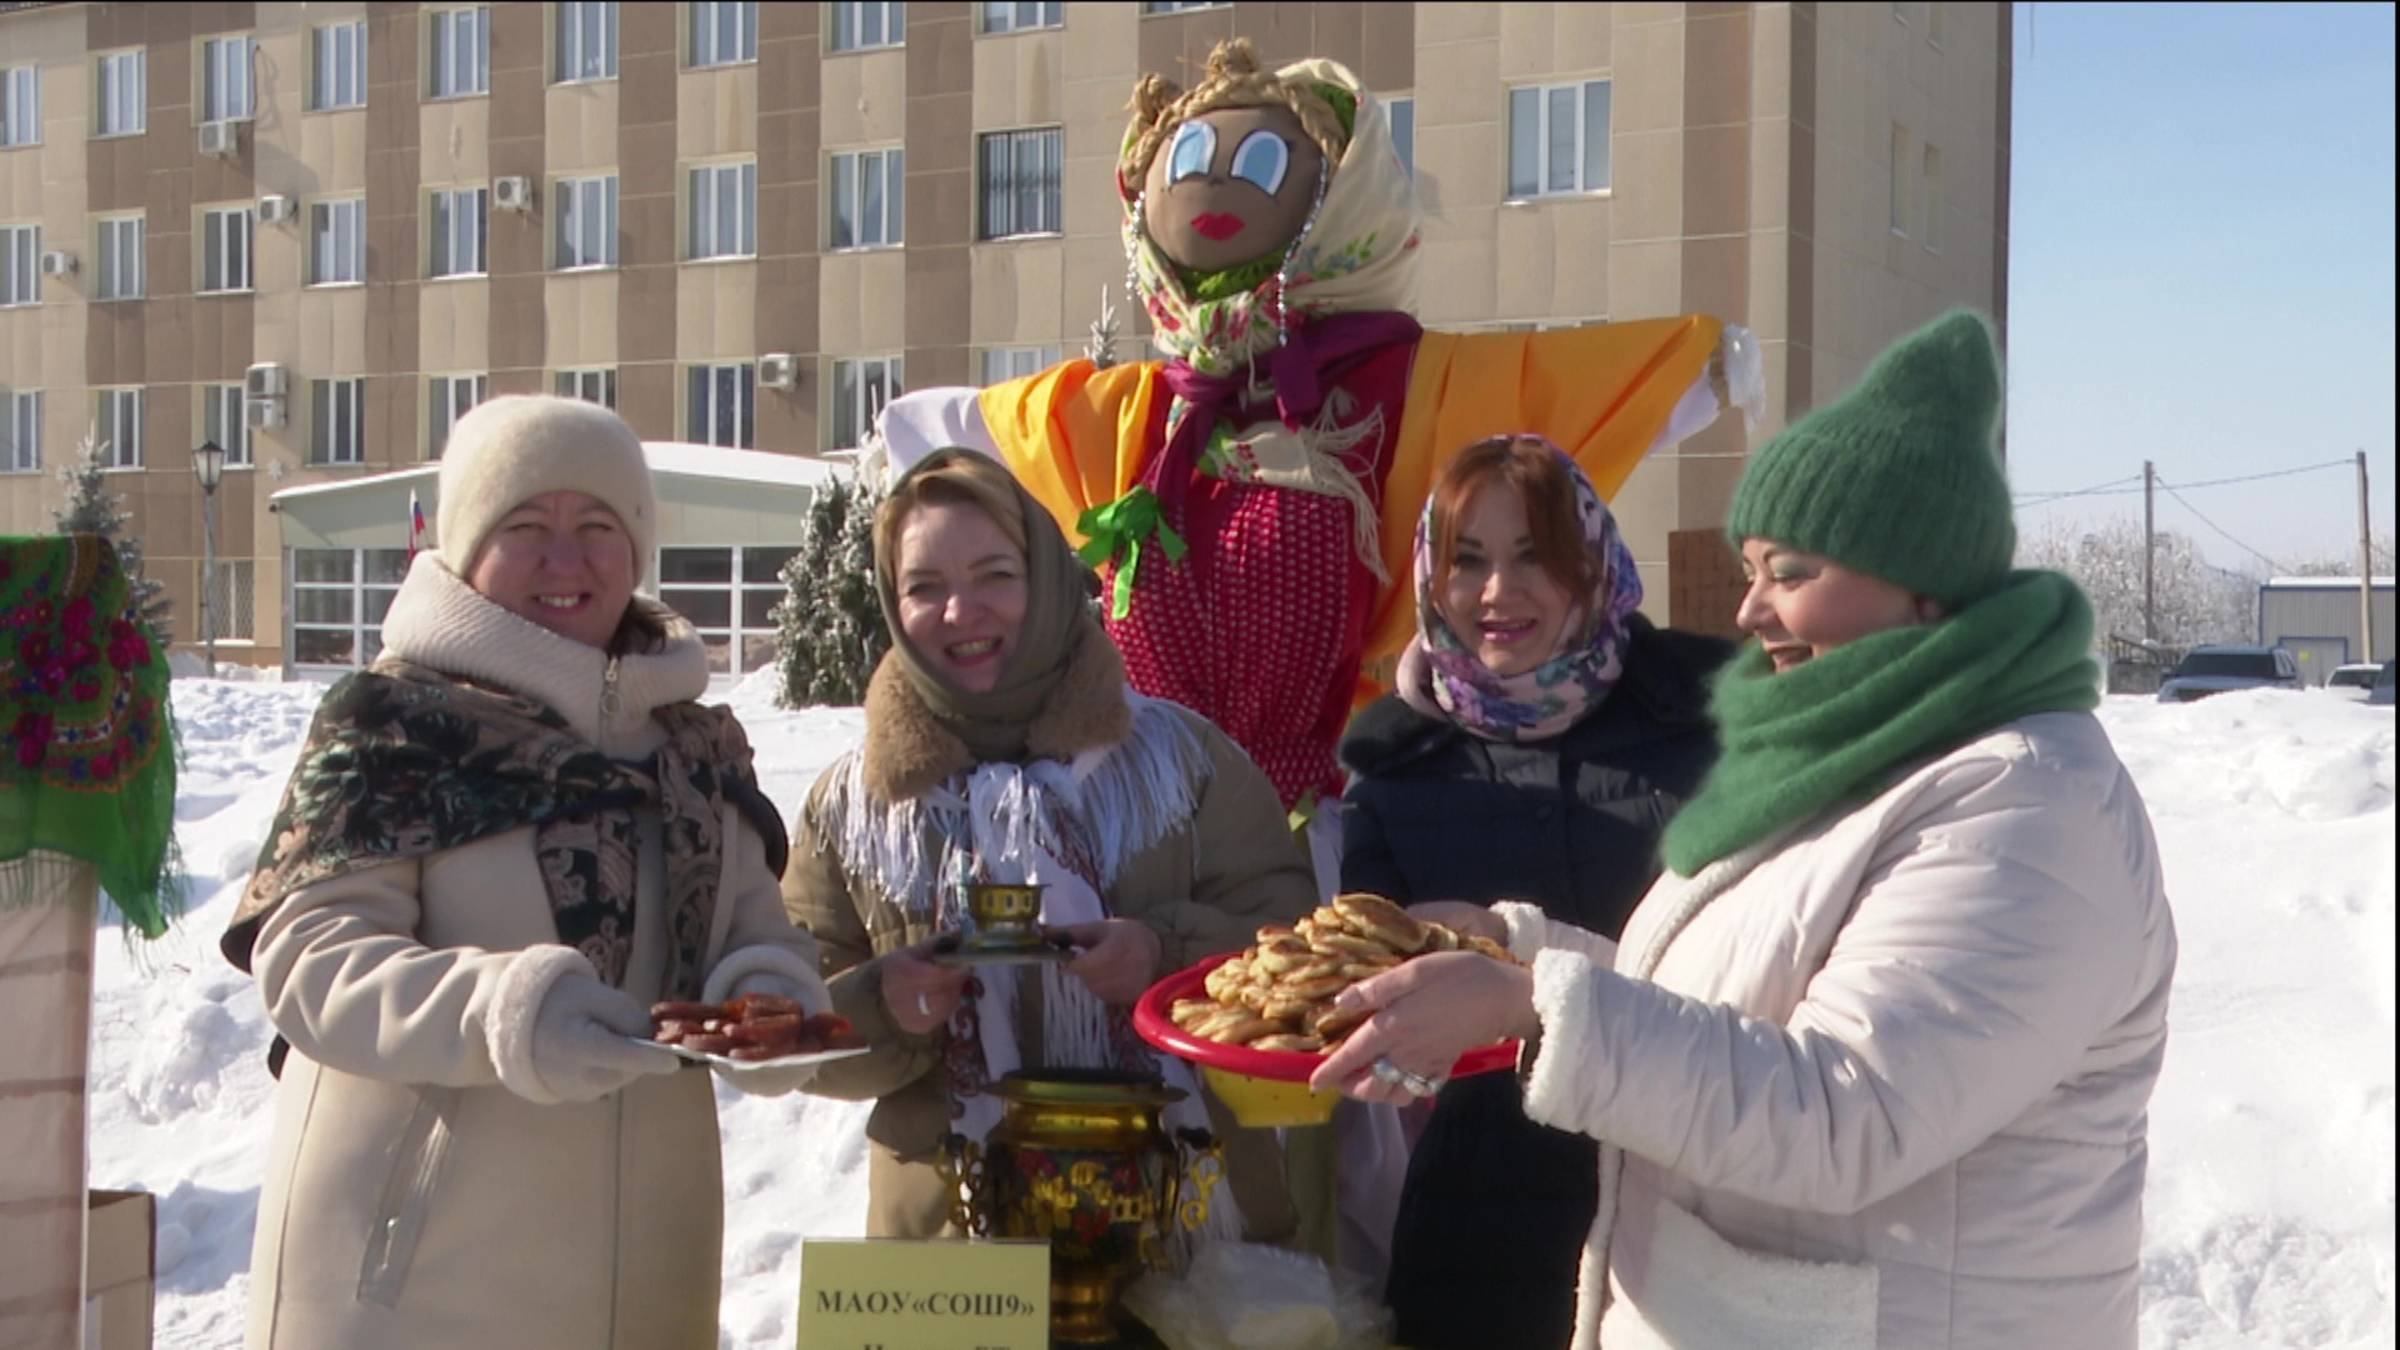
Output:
[2003, 0, 2396, 573]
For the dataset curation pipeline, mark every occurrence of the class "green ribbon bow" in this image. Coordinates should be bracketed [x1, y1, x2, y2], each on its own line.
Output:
[1074, 487, 1189, 621]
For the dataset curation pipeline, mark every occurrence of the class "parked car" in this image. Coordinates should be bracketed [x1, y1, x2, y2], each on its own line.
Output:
[2328, 663, 2385, 698]
[2155, 645, 2306, 703]
[2370, 660, 2396, 707]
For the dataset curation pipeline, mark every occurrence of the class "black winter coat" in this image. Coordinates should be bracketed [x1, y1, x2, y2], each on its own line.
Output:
[1338, 616, 1730, 1350]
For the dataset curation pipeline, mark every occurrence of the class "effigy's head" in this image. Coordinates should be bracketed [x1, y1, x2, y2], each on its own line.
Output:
[1118, 40, 1421, 372]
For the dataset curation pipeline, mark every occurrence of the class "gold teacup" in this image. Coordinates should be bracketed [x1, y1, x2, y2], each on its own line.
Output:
[967, 881, 1046, 942]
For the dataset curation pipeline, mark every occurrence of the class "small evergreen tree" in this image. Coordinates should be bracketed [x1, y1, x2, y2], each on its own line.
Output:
[773, 469, 890, 707]
[54, 431, 172, 640]
[1085, 284, 1122, 370]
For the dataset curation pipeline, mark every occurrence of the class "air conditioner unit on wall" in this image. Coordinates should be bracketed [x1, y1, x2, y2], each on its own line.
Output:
[257, 194, 294, 224]
[492, 176, 533, 211]
[245, 397, 285, 429]
[245, 362, 289, 399]
[759, 353, 799, 390]
[40, 250, 76, 276]
[198, 120, 239, 157]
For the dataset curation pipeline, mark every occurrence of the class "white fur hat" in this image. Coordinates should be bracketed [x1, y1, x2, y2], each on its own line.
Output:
[435, 395, 656, 583]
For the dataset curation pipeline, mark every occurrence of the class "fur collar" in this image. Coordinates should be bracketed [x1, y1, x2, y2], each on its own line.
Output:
[861, 631, 1136, 801]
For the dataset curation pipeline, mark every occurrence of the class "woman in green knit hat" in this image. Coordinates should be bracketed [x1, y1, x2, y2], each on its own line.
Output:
[1311, 309, 2178, 1349]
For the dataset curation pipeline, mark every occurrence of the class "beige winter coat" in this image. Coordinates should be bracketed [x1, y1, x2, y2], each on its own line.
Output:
[1501, 710, 2177, 1350]
[782, 659, 1319, 1241]
[242, 556, 825, 1350]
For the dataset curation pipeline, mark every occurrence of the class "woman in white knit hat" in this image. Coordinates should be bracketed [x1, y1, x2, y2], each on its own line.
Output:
[224, 395, 828, 1350]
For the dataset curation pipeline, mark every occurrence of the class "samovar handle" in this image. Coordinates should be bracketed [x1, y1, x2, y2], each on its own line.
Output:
[936, 1131, 990, 1237]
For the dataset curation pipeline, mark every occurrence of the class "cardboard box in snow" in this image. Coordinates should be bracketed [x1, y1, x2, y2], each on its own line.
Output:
[86, 1190, 155, 1350]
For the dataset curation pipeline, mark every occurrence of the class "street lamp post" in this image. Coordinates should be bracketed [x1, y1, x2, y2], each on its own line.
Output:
[193, 439, 226, 678]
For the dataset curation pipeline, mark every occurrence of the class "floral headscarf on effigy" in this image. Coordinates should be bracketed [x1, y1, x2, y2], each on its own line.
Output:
[1397, 438, 1646, 743]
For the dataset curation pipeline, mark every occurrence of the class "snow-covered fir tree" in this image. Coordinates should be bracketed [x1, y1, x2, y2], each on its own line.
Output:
[772, 470, 890, 707]
[54, 432, 172, 640]
[1085, 284, 1122, 370]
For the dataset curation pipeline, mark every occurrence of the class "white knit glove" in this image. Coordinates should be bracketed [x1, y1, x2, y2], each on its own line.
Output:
[489, 947, 679, 1105]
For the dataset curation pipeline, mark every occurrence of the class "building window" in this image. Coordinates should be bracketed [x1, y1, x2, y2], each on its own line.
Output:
[829, 147, 904, 249]
[290, 548, 409, 668]
[829, 2, 906, 53]
[95, 388, 142, 469]
[1, 65, 40, 147]
[429, 186, 489, 278]
[1920, 142, 1942, 253]
[1, 223, 37, 306]
[313, 21, 368, 111]
[429, 7, 491, 99]
[690, 2, 758, 67]
[1141, 2, 1228, 12]
[200, 35, 254, 122]
[95, 51, 144, 137]
[95, 215, 143, 300]
[687, 161, 757, 260]
[312, 198, 366, 284]
[311, 378, 366, 465]
[1888, 122, 1910, 234]
[200, 205, 253, 294]
[981, 2, 1062, 33]
[829, 356, 903, 451]
[555, 368, 617, 407]
[201, 384, 252, 468]
[555, 2, 619, 82]
[686, 362, 755, 448]
[1928, 1, 1945, 45]
[4, 390, 39, 472]
[427, 374, 487, 458]
[1387, 95, 1415, 180]
[978, 127, 1062, 240]
[556, 174, 619, 269]
[206, 558, 257, 642]
[658, 545, 798, 675]
[979, 345, 1058, 386]
[1507, 80, 1610, 199]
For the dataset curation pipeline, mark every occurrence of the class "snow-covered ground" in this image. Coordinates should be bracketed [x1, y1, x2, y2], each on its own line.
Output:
[86, 678, 2395, 1349]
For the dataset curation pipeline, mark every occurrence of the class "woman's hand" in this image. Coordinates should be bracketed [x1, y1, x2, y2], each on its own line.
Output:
[1309, 952, 1540, 1103]
[880, 941, 972, 1035]
[1406, 901, 1508, 946]
[1059, 919, 1165, 1006]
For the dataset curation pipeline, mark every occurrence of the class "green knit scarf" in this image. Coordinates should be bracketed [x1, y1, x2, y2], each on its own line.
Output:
[1660, 570, 2101, 876]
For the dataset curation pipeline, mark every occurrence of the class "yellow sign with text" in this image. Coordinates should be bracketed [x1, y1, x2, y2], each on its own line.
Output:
[797, 1238, 1050, 1350]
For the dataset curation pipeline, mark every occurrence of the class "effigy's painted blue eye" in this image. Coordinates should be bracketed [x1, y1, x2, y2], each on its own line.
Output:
[1230, 130, 1290, 195]
[1167, 121, 1217, 183]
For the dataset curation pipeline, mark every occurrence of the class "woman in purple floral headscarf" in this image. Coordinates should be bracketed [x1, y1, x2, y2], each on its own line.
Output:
[1334, 434, 1733, 1350]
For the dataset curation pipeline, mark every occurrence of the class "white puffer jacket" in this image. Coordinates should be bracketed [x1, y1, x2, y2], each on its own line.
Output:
[1498, 710, 2177, 1350]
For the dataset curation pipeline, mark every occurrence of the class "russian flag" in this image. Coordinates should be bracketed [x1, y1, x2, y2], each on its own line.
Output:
[408, 490, 429, 560]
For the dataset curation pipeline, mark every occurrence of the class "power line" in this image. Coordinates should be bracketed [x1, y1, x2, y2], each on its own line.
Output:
[2014, 473, 2144, 506]
[2014, 457, 2352, 504]
[2155, 478, 2288, 574]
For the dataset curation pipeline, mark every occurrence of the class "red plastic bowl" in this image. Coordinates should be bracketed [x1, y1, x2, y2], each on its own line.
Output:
[1132, 952, 1521, 1085]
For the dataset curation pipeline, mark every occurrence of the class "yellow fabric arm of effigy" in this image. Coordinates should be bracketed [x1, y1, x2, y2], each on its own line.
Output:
[1360, 314, 1727, 708]
[978, 359, 1166, 547]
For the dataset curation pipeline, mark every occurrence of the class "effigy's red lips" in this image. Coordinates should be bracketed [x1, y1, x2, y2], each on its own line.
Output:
[1191, 212, 1245, 241]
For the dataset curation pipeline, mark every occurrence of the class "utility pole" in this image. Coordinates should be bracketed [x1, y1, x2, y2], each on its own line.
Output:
[2360, 450, 2376, 661]
[2142, 459, 2156, 642]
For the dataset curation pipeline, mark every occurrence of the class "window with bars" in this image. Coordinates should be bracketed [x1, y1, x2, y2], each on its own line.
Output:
[429, 8, 491, 99]
[658, 545, 799, 675]
[205, 558, 257, 643]
[5, 390, 39, 472]
[829, 2, 906, 52]
[312, 198, 365, 284]
[311, 378, 366, 465]
[978, 128, 1061, 240]
[95, 51, 143, 136]
[686, 363, 755, 448]
[312, 21, 367, 111]
[1387, 95, 1415, 180]
[829, 148, 904, 249]
[1, 224, 36, 306]
[200, 206, 253, 293]
[556, 174, 619, 269]
[978, 345, 1059, 387]
[429, 187, 488, 278]
[829, 356, 903, 451]
[2, 65, 40, 147]
[201, 384, 252, 468]
[427, 374, 487, 458]
[95, 216, 143, 300]
[555, 2, 618, 82]
[981, 2, 1062, 33]
[290, 548, 410, 668]
[95, 387, 142, 469]
[690, 1, 758, 67]
[1506, 80, 1611, 199]
[687, 161, 757, 259]
[200, 35, 254, 122]
[555, 368, 617, 407]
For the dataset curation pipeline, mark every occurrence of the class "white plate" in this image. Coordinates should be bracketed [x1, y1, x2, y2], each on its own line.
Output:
[632, 1038, 874, 1073]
